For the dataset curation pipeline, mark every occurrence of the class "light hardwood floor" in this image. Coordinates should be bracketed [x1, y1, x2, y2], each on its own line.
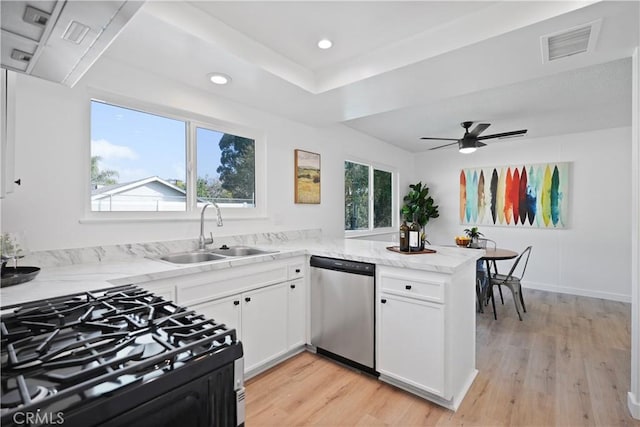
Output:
[245, 289, 636, 426]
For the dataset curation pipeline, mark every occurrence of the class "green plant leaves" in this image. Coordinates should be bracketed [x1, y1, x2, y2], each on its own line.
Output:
[401, 181, 439, 226]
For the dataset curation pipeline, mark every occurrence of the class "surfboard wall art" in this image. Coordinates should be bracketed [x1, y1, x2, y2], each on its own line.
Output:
[459, 162, 569, 228]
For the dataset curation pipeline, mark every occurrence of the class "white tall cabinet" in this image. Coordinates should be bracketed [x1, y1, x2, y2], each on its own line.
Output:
[376, 261, 477, 410]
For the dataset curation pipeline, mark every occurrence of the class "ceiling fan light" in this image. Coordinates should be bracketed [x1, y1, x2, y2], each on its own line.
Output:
[459, 146, 476, 154]
[459, 138, 476, 154]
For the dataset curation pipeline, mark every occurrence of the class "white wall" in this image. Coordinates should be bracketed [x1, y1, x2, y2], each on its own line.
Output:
[414, 127, 632, 302]
[0, 57, 414, 251]
[628, 46, 640, 419]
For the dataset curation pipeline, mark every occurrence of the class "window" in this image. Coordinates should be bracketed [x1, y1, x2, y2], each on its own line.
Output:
[90, 100, 257, 214]
[344, 160, 394, 232]
[196, 127, 255, 208]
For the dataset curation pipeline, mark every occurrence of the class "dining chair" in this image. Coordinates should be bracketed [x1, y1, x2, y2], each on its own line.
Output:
[489, 246, 532, 321]
[477, 238, 496, 250]
[476, 263, 497, 317]
[475, 237, 504, 304]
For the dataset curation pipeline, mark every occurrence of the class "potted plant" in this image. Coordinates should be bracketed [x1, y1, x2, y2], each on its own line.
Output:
[464, 226, 483, 248]
[401, 182, 439, 249]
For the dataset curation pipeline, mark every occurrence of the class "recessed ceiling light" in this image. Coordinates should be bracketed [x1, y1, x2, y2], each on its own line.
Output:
[208, 73, 232, 85]
[317, 39, 333, 49]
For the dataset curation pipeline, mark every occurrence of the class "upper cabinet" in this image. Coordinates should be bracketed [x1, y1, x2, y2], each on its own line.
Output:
[1, 68, 16, 198]
[0, 1, 144, 87]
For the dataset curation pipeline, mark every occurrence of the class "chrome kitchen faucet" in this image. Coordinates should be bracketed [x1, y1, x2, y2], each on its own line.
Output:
[199, 203, 223, 250]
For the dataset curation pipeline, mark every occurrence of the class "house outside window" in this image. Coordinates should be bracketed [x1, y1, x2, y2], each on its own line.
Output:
[344, 160, 395, 234]
[89, 98, 262, 217]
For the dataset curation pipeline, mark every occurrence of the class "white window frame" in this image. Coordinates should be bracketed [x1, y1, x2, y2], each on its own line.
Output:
[83, 91, 266, 222]
[344, 158, 397, 237]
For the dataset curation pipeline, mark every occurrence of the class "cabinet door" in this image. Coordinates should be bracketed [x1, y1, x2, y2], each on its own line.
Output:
[287, 279, 306, 349]
[1, 69, 16, 198]
[191, 295, 242, 339]
[378, 294, 445, 396]
[242, 283, 288, 371]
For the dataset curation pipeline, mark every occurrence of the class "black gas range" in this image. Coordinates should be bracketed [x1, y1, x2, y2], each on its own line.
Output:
[0, 284, 244, 427]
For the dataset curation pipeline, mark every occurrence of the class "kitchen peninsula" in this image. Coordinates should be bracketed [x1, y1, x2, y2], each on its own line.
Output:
[0, 231, 480, 410]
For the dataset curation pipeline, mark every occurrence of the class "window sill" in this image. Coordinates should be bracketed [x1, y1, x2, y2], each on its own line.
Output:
[79, 215, 268, 224]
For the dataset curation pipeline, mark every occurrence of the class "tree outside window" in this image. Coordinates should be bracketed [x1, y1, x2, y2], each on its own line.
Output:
[345, 161, 394, 232]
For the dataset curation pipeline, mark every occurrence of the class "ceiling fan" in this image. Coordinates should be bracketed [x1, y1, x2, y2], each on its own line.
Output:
[421, 121, 527, 153]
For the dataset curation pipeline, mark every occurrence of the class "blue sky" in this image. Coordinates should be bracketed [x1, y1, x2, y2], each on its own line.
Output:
[91, 101, 222, 183]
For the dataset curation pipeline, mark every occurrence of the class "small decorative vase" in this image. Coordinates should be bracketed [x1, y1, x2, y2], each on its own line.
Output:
[470, 236, 479, 248]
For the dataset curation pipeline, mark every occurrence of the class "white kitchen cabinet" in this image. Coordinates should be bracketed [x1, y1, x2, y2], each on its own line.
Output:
[1, 69, 17, 198]
[376, 263, 477, 410]
[137, 256, 307, 377]
[378, 293, 444, 396]
[191, 294, 241, 337]
[242, 283, 288, 372]
[287, 279, 306, 350]
[191, 280, 299, 374]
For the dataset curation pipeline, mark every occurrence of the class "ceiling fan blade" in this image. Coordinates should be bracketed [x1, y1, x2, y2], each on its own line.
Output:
[476, 141, 487, 148]
[477, 129, 527, 140]
[420, 137, 458, 141]
[428, 141, 459, 150]
[469, 123, 490, 137]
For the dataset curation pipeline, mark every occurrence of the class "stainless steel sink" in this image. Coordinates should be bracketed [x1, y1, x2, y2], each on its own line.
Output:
[208, 246, 278, 257]
[159, 251, 227, 264]
[158, 246, 278, 264]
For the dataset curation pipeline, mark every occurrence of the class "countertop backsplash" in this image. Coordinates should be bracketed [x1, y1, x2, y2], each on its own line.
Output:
[20, 229, 323, 268]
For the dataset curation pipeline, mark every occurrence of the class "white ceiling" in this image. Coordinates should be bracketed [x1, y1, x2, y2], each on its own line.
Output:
[102, 1, 639, 153]
[189, 1, 498, 72]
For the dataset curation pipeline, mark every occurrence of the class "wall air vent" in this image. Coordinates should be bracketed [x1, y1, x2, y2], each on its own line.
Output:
[540, 19, 602, 63]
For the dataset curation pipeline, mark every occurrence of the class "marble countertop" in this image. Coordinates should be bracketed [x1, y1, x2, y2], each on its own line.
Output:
[1, 234, 481, 308]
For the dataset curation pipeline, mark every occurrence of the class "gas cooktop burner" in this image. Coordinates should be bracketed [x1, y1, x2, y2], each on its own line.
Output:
[1, 285, 241, 426]
[1, 384, 50, 408]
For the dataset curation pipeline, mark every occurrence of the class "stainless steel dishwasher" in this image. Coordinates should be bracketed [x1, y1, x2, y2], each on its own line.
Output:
[310, 256, 377, 375]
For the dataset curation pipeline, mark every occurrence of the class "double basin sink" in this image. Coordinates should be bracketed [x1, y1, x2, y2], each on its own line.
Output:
[159, 245, 278, 264]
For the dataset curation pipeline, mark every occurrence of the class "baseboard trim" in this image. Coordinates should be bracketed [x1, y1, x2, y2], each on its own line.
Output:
[629, 392, 640, 419]
[522, 280, 631, 303]
[378, 368, 478, 412]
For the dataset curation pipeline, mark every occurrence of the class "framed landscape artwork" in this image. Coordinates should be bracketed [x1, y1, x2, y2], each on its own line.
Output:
[294, 149, 321, 204]
[460, 162, 570, 228]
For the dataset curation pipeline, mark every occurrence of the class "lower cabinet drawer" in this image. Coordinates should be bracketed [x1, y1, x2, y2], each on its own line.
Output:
[287, 263, 305, 280]
[379, 275, 444, 303]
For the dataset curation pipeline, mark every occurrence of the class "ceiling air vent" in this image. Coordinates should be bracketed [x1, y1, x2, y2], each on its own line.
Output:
[62, 21, 91, 44]
[10, 49, 32, 63]
[541, 19, 602, 63]
[23, 6, 50, 28]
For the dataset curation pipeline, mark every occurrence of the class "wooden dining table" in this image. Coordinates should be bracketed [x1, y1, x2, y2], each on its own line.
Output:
[476, 247, 518, 319]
